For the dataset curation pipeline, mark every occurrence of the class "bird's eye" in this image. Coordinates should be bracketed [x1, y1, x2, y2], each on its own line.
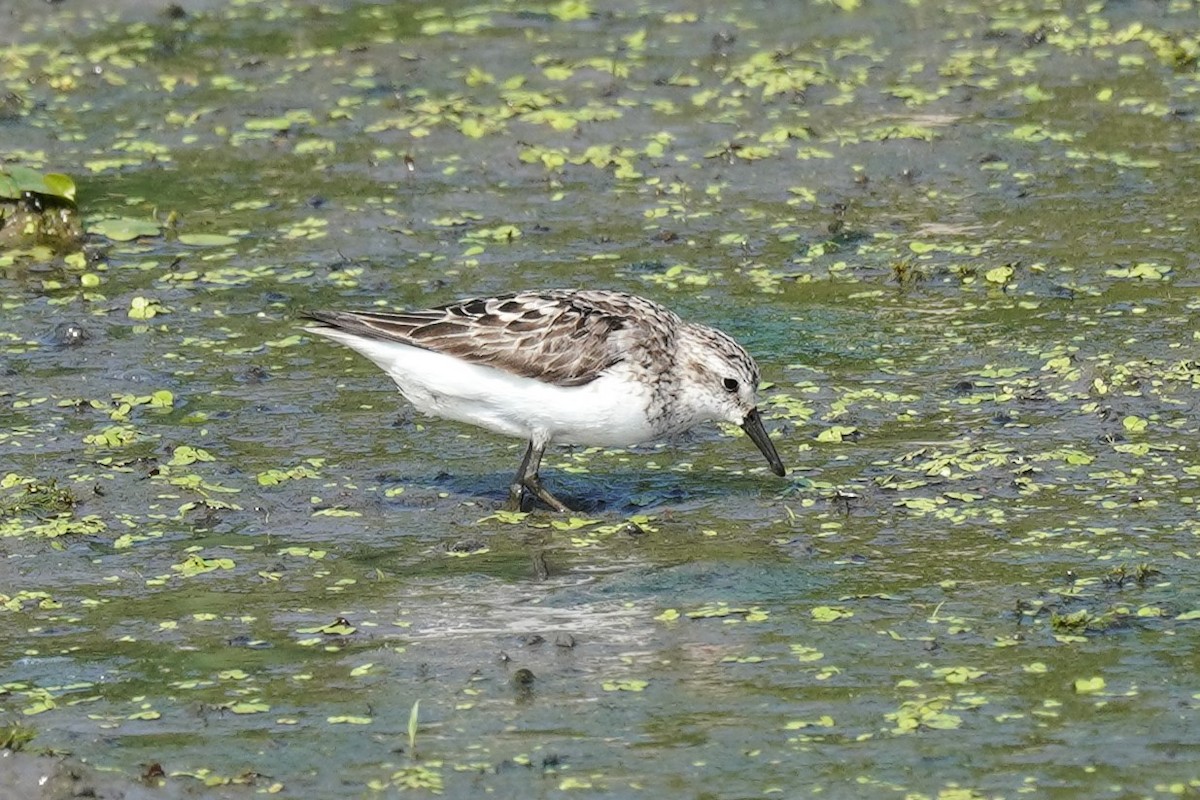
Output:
[722, 378, 739, 393]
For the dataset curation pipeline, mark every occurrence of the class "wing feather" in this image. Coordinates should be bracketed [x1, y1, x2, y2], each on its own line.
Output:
[301, 290, 677, 387]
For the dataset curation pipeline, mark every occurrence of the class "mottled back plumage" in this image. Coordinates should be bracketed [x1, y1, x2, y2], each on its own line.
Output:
[302, 290, 679, 388]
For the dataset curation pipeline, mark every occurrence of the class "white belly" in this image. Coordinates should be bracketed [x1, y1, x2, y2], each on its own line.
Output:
[309, 329, 659, 446]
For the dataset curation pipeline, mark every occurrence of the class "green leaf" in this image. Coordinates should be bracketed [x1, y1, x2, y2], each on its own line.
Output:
[1062, 450, 1094, 465]
[0, 167, 76, 202]
[816, 425, 857, 443]
[985, 265, 1015, 284]
[312, 508, 362, 518]
[293, 138, 336, 155]
[296, 619, 357, 635]
[177, 233, 239, 247]
[128, 296, 167, 320]
[1022, 84, 1054, 102]
[168, 446, 214, 466]
[408, 699, 420, 752]
[811, 606, 853, 622]
[88, 216, 161, 242]
[42, 173, 76, 202]
[790, 645, 824, 662]
[149, 390, 174, 408]
[686, 603, 749, 619]
[5, 165, 45, 193]
[936, 666, 986, 684]
[170, 555, 235, 575]
[784, 715, 835, 729]
[459, 118, 490, 138]
[547, 0, 591, 21]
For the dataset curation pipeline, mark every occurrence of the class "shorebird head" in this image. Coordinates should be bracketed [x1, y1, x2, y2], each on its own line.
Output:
[679, 324, 786, 477]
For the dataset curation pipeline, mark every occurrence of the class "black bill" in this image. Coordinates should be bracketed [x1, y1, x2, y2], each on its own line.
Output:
[741, 408, 786, 477]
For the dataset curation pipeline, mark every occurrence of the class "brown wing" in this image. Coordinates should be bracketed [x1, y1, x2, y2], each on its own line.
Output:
[301, 290, 677, 387]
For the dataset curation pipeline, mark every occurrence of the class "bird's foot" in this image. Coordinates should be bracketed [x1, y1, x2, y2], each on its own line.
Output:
[526, 476, 572, 513]
[505, 476, 571, 513]
[504, 482, 529, 513]
[506, 441, 572, 512]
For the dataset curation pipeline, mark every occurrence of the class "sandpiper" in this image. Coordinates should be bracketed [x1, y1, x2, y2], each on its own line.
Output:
[302, 289, 785, 511]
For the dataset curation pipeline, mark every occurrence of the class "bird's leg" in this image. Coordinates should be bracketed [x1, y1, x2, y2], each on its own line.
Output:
[504, 443, 535, 512]
[510, 439, 572, 513]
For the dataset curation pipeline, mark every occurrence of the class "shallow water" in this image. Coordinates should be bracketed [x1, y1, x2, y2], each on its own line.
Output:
[2, 0, 1199, 797]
